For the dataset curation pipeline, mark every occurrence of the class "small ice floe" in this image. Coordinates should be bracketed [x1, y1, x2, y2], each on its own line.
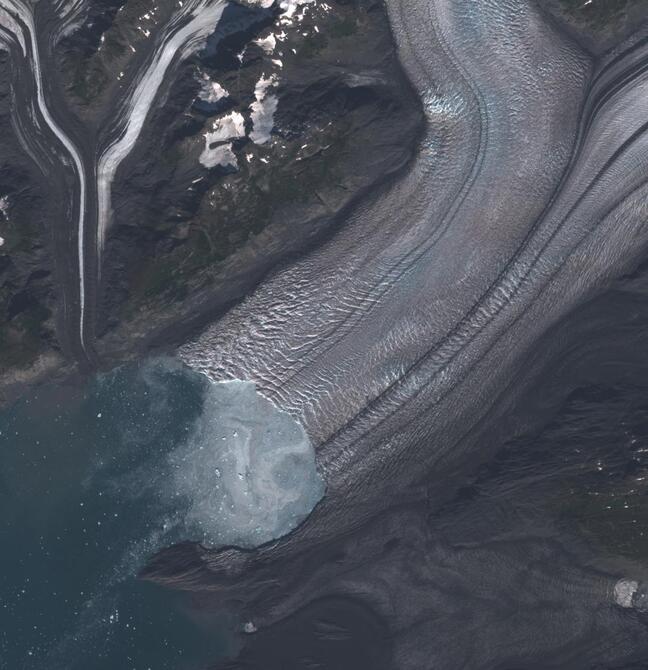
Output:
[250, 75, 279, 145]
[243, 621, 257, 634]
[0, 237, 4, 248]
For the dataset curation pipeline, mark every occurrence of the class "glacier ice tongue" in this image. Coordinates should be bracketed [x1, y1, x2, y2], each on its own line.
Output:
[169, 379, 325, 548]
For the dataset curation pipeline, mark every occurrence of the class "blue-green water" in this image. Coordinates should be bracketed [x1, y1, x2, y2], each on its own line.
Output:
[0, 359, 234, 669]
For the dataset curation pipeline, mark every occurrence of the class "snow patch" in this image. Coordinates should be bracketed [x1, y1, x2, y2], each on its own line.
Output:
[199, 111, 246, 169]
[239, 0, 274, 7]
[0, 195, 9, 218]
[255, 33, 277, 54]
[250, 74, 278, 145]
[200, 143, 238, 169]
[198, 73, 229, 103]
[277, 0, 326, 27]
[280, 0, 315, 21]
[208, 111, 246, 141]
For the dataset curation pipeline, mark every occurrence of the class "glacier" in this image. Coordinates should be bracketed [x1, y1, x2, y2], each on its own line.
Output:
[169, 378, 325, 548]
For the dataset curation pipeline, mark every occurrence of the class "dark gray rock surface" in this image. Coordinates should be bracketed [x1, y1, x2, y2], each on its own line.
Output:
[5, 1, 648, 668]
[153, 1, 648, 666]
[0, 0, 423, 402]
[540, 0, 648, 54]
[95, 0, 423, 362]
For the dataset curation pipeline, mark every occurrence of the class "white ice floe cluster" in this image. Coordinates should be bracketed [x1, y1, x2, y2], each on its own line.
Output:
[199, 111, 246, 168]
[169, 379, 325, 548]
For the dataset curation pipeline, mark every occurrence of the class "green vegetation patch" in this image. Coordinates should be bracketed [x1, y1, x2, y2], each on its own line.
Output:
[557, 488, 648, 561]
[0, 303, 53, 371]
[299, 32, 329, 59]
[330, 17, 358, 38]
[125, 122, 350, 312]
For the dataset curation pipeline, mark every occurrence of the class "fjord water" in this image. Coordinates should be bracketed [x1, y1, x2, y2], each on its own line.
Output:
[0, 358, 323, 669]
[0, 359, 219, 669]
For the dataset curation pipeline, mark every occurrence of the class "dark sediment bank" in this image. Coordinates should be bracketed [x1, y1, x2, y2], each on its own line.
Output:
[148, 262, 648, 670]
